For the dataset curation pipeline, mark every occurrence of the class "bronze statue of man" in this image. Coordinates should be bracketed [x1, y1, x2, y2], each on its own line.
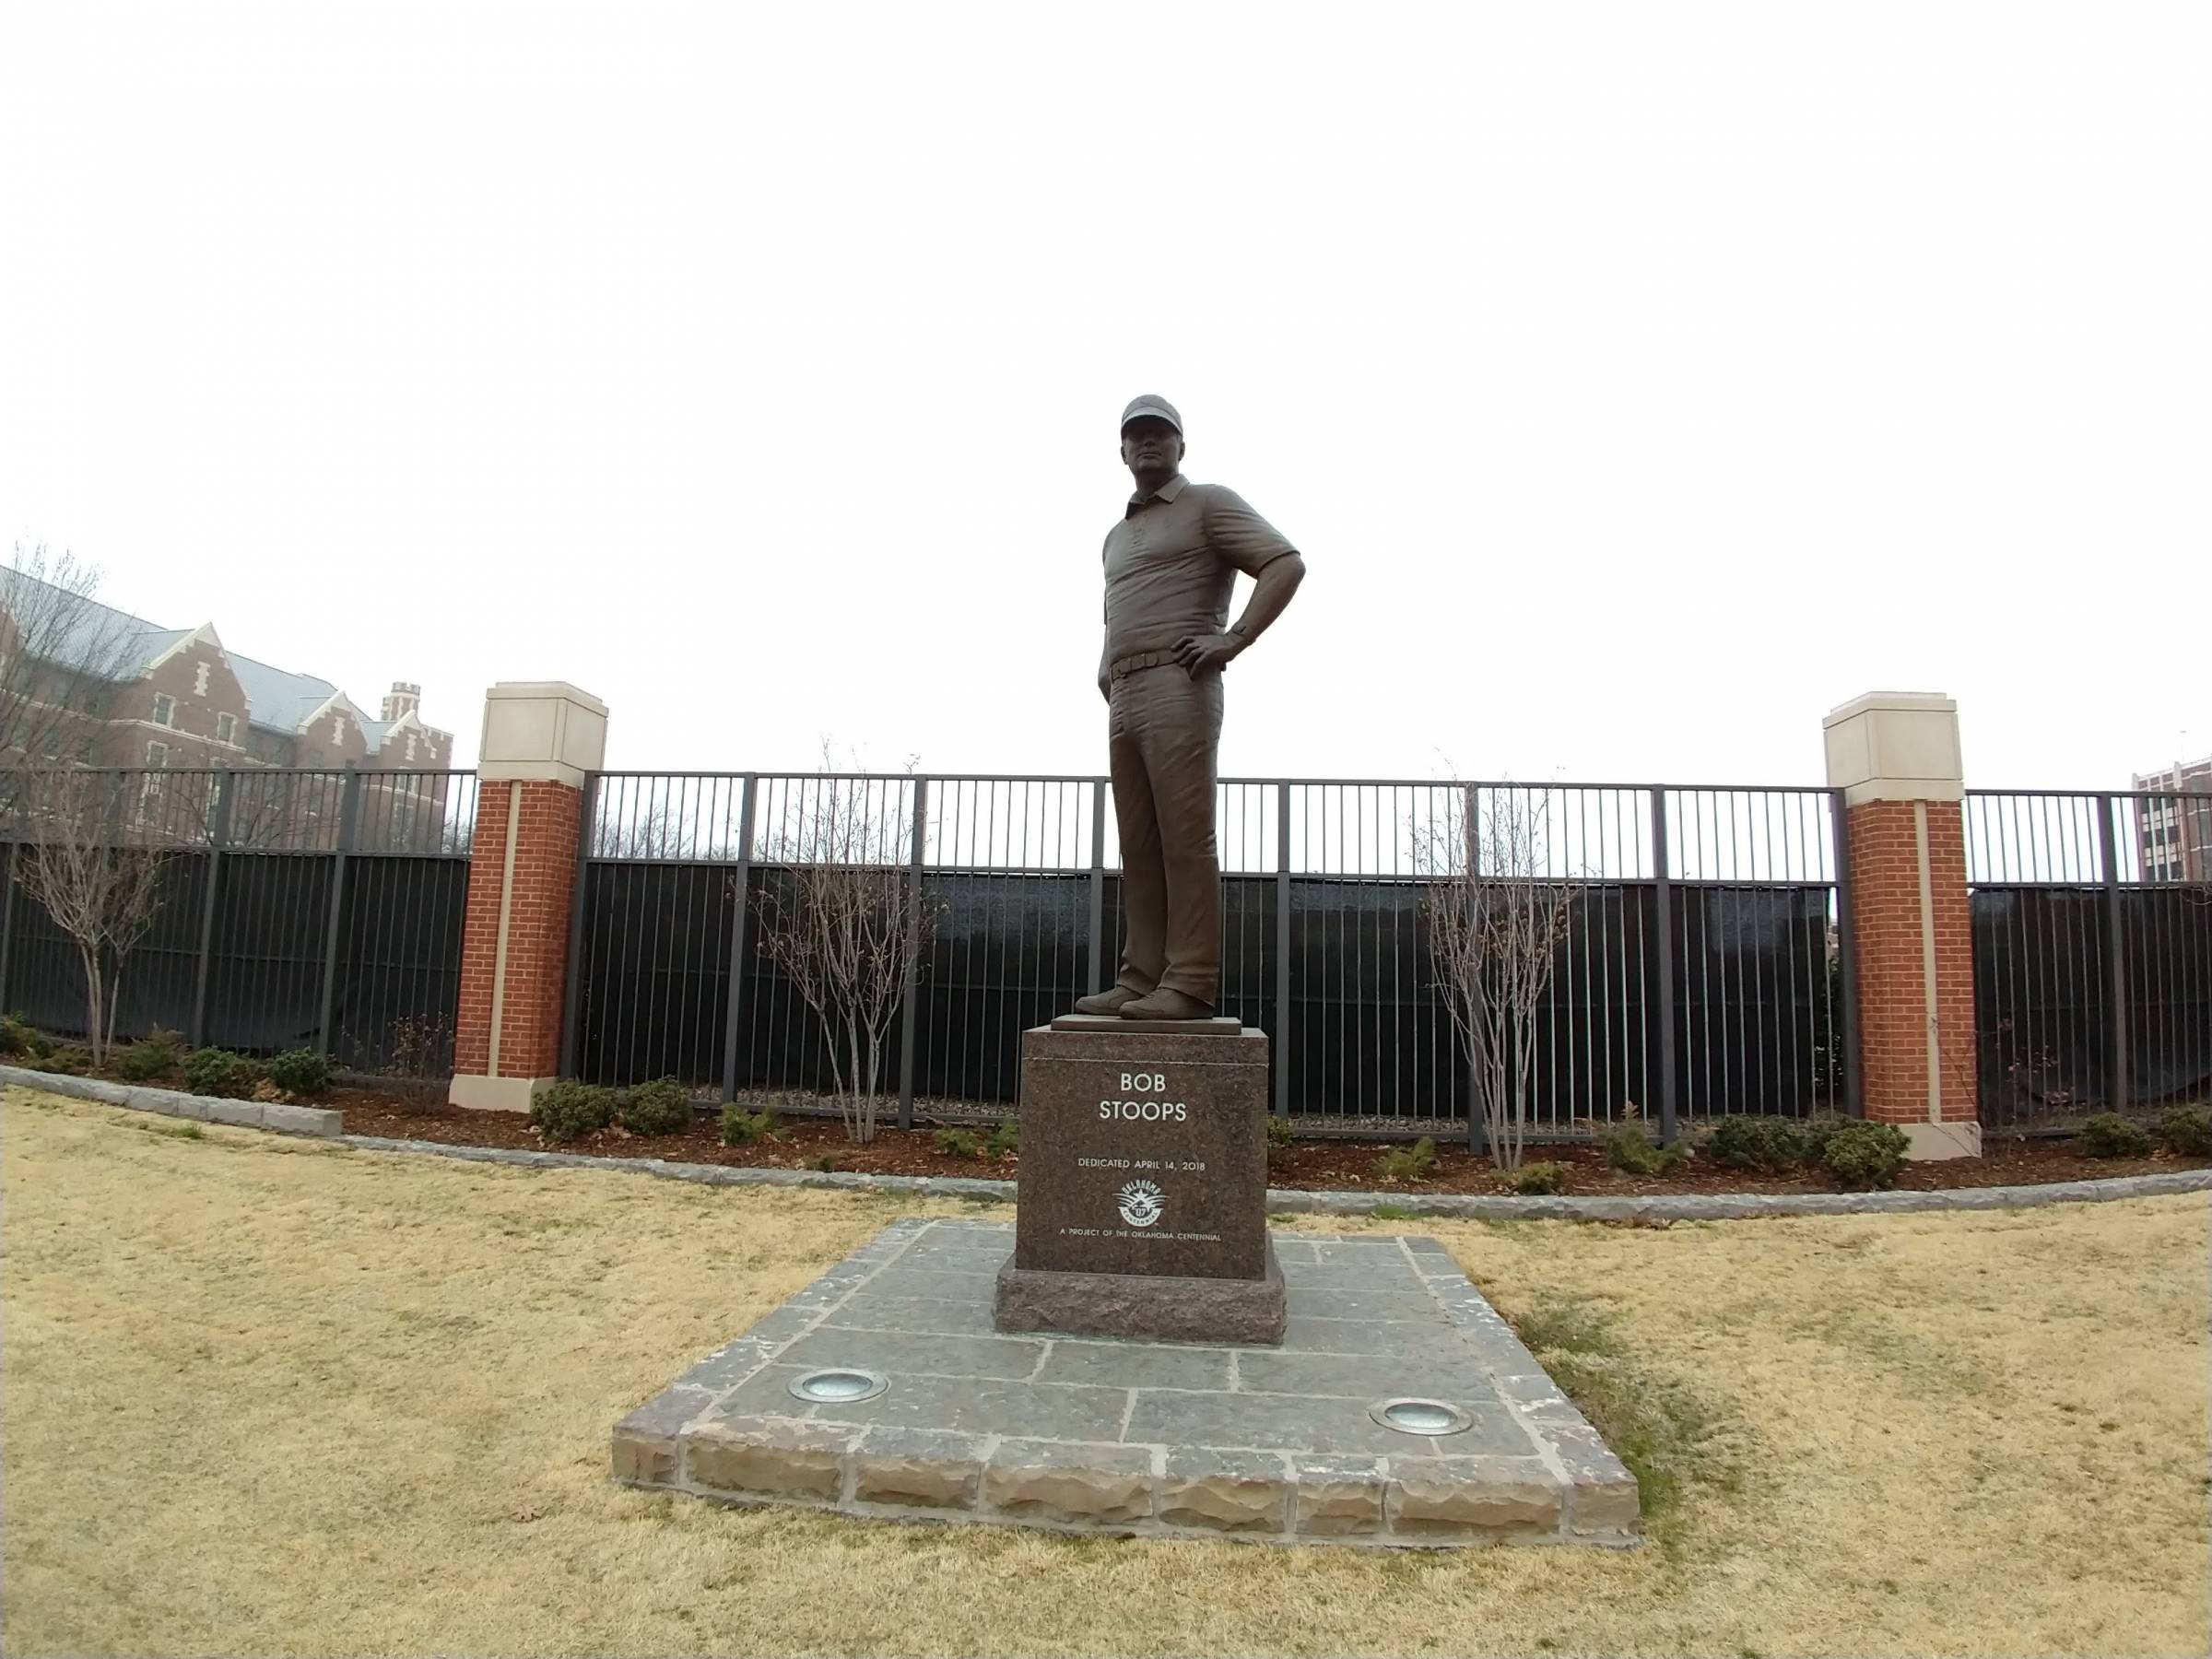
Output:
[1074, 395, 1306, 1021]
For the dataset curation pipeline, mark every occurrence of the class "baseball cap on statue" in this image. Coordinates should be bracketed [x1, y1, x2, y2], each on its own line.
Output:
[1120, 394, 1182, 434]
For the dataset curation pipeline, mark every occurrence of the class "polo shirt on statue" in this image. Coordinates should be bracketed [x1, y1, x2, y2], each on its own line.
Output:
[1100, 475, 1299, 664]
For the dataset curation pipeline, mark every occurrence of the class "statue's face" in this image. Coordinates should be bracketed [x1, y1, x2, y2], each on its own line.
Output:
[1120, 417, 1183, 476]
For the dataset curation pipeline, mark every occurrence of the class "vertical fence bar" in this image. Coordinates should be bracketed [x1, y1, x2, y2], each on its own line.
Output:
[898, 777, 929, 1130]
[1830, 786, 1864, 1118]
[1462, 783, 1482, 1150]
[1651, 787, 1678, 1145]
[719, 773, 759, 1103]
[313, 765, 362, 1057]
[189, 771, 234, 1047]
[1275, 781, 1292, 1118]
[559, 772, 601, 1080]
[1088, 778, 1108, 994]
[2097, 792, 2128, 1112]
[0, 839, 15, 1016]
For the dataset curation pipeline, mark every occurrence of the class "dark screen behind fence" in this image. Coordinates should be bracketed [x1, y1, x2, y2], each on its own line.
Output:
[0, 769, 475, 1079]
[1967, 790, 2212, 1128]
[567, 775, 1850, 1133]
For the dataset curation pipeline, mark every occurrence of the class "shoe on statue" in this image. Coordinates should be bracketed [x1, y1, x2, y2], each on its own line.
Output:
[1120, 988, 1215, 1021]
[1072, 985, 1146, 1017]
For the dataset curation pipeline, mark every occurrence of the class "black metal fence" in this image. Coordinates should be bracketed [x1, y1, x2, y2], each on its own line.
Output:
[18, 762, 2194, 1136]
[0, 767, 477, 1078]
[1968, 790, 2212, 1128]
[562, 772, 1854, 1139]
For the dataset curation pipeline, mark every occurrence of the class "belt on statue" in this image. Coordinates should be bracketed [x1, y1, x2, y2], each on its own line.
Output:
[1110, 651, 1182, 679]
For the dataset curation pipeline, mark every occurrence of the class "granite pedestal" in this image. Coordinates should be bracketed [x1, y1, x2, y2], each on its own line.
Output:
[993, 1016, 1285, 1344]
[610, 1218, 1642, 1547]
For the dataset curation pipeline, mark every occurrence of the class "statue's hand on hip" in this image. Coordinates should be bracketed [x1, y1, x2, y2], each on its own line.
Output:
[1173, 632, 1243, 676]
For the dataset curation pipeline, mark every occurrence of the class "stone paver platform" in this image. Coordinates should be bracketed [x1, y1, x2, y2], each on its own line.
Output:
[611, 1218, 1640, 1547]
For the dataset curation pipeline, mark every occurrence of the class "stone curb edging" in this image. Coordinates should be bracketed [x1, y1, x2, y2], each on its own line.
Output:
[333, 1132, 2212, 1218]
[11, 1067, 2211, 1218]
[2, 1064, 344, 1138]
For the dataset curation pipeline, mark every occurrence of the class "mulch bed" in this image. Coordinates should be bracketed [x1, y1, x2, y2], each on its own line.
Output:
[317, 1086, 2212, 1196]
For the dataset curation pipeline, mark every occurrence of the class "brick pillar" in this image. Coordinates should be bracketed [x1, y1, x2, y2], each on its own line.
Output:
[1823, 691, 1981, 1159]
[450, 682, 607, 1112]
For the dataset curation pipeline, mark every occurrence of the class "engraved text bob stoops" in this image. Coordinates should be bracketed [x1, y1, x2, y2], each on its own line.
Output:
[1098, 1070, 1187, 1122]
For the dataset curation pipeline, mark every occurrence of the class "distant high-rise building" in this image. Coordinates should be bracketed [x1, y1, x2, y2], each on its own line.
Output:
[2132, 755, 2212, 882]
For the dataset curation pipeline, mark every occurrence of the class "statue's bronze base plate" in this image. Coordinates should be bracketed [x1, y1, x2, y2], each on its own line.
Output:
[1049, 1013, 1244, 1035]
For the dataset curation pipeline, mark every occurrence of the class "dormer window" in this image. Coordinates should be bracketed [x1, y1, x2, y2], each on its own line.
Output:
[152, 693, 175, 726]
[194, 662, 210, 696]
[406, 734, 418, 763]
[331, 714, 347, 743]
[216, 712, 237, 746]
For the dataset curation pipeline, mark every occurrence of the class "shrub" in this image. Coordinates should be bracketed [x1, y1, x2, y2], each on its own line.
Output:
[1818, 1121, 1911, 1190]
[1706, 1115, 1806, 1173]
[1376, 1136, 1439, 1182]
[0, 1015, 51, 1058]
[985, 1120, 1020, 1159]
[720, 1104, 778, 1146]
[264, 1048, 333, 1098]
[1798, 1115, 1855, 1168]
[2079, 1112, 2154, 1159]
[182, 1047, 260, 1100]
[809, 1152, 842, 1172]
[1604, 1122, 1688, 1175]
[618, 1077, 693, 1137]
[530, 1079, 618, 1145]
[934, 1127, 983, 1159]
[115, 1027, 185, 1082]
[2154, 1104, 2212, 1158]
[1509, 1160, 1569, 1195]
[29, 1045, 88, 1076]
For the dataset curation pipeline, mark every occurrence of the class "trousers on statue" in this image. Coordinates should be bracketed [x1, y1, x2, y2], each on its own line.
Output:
[1108, 664, 1222, 1007]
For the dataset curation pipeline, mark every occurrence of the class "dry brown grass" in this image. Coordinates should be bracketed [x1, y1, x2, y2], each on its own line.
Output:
[4, 1086, 2207, 1657]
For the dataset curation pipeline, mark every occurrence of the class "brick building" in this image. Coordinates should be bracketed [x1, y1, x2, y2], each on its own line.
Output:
[2133, 755, 2212, 882]
[0, 570, 451, 775]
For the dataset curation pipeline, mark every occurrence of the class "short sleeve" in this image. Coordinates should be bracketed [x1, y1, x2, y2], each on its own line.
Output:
[1201, 487, 1298, 577]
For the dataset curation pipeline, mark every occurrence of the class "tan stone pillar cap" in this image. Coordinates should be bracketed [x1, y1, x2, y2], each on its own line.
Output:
[1822, 690, 1964, 806]
[477, 681, 607, 789]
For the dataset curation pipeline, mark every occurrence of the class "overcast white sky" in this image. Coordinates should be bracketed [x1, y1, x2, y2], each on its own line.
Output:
[3, 3, 2205, 786]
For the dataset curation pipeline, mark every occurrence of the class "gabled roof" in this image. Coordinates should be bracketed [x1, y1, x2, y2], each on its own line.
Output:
[253, 673, 354, 737]
[0, 567, 183, 679]
[0, 564, 445, 747]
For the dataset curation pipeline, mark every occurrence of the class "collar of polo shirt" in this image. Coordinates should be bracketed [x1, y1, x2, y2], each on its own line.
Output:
[1126, 473, 1188, 509]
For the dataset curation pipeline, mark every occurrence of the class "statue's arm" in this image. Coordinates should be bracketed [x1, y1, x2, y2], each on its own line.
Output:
[1174, 485, 1304, 673]
[1224, 553, 1305, 656]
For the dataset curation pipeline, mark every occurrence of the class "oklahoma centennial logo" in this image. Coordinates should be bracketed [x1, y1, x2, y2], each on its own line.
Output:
[1116, 1180, 1165, 1228]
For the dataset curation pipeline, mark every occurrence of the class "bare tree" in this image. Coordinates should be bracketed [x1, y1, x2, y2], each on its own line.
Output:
[1418, 784, 1581, 1171]
[9, 765, 182, 1063]
[750, 759, 937, 1143]
[0, 547, 144, 800]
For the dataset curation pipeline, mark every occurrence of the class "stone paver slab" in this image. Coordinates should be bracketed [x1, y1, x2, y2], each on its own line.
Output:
[822, 1294, 1005, 1336]
[861, 1265, 1003, 1303]
[1034, 1341, 1235, 1392]
[816, 1373, 1132, 1441]
[777, 1328, 1047, 1382]
[1124, 1390, 1535, 1459]
[1236, 1349, 1499, 1404]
